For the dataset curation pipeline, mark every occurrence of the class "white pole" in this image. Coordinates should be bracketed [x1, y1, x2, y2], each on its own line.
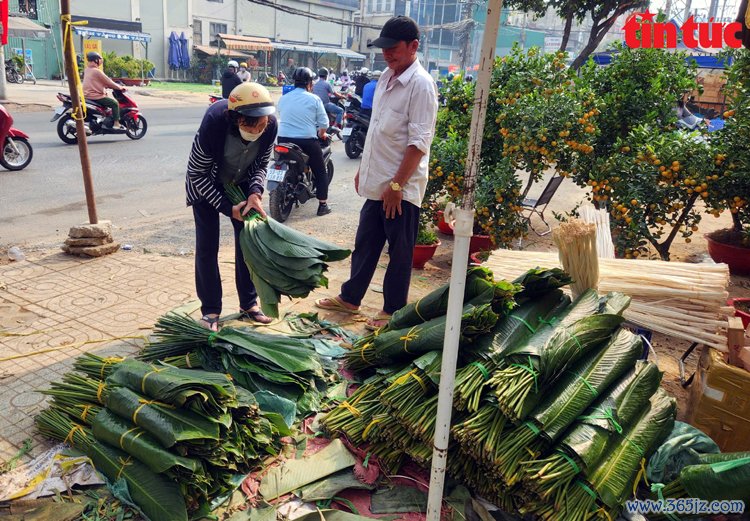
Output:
[425, 1, 503, 520]
[0, 45, 7, 101]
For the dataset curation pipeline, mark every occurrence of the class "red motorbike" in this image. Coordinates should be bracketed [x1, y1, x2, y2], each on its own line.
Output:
[208, 94, 222, 105]
[51, 89, 147, 144]
[0, 104, 33, 171]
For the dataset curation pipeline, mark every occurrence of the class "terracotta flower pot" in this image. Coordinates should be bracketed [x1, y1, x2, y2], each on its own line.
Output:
[470, 252, 484, 265]
[413, 240, 440, 269]
[705, 234, 750, 275]
[469, 234, 493, 255]
[727, 298, 750, 330]
[436, 210, 453, 235]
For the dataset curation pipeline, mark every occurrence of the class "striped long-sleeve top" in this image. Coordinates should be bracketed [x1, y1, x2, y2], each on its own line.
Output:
[185, 99, 278, 216]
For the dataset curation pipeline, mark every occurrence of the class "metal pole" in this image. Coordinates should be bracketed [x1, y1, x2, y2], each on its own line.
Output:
[0, 45, 7, 101]
[61, 0, 98, 224]
[425, 1, 503, 520]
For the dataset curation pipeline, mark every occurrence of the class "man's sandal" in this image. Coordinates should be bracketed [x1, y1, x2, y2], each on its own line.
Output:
[365, 314, 391, 332]
[314, 297, 361, 314]
[199, 315, 220, 332]
[239, 308, 274, 325]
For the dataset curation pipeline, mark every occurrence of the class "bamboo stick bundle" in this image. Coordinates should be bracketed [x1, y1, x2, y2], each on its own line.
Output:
[552, 220, 599, 299]
[485, 250, 731, 351]
[579, 205, 615, 259]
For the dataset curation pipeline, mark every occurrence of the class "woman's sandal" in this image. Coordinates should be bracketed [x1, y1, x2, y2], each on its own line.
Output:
[314, 296, 361, 314]
[364, 314, 391, 332]
[199, 314, 220, 332]
[239, 308, 274, 325]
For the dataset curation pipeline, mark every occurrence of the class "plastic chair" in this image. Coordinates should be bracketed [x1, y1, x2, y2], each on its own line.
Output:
[521, 175, 565, 237]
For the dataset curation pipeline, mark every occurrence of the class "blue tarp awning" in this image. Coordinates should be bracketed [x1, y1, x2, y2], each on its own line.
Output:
[591, 51, 731, 69]
[73, 26, 151, 43]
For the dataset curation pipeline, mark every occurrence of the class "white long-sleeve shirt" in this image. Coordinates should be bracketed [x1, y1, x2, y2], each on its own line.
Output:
[357, 59, 438, 208]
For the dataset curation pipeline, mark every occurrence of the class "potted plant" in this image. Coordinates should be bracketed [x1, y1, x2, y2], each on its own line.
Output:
[103, 52, 154, 86]
[704, 49, 750, 274]
[413, 221, 440, 269]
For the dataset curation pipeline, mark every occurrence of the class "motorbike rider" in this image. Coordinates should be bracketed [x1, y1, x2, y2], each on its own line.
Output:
[237, 62, 252, 82]
[360, 70, 381, 117]
[313, 67, 345, 127]
[339, 70, 352, 90]
[354, 67, 370, 96]
[221, 60, 242, 98]
[276, 67, 332, 216]
[82, 51, 125, 129]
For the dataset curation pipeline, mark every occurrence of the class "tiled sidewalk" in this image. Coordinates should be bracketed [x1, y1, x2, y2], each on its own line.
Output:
[0, 248, 443, 465]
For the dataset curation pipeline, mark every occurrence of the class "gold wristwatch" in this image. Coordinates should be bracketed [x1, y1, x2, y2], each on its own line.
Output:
[390, 181, 402, 192]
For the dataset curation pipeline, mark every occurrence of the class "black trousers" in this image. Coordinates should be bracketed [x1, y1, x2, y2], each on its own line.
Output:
[278, 136, 329, 201]
[193, 198, 257, 316]
[341, 199, 419, 314]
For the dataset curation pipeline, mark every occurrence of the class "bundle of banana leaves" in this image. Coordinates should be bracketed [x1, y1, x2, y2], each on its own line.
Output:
[649, 452, 750, 511]
[39, 355, 284, 519]
[345, 303, 499, 372]
[226, 184, 350, 317]
[380, 351, 440, 411]
[36, 409, 189, 521]
[489, 290, 630, 421]
[522, 361, 662, 508]
[551, 390, 676, 521]
[454, 290, 571, 412]
[492, 329, 645, 485]
[139, 313, 327, 418]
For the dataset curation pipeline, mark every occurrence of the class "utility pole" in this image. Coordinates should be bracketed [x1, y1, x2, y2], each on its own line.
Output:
[708, 0, 721, 18]
[683, 0, 693, 22]
[61, 0, 98, 224]
[665, 0, 673, 18]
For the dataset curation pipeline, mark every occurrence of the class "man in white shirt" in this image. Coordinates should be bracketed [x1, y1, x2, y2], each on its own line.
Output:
[315, 16, 438, 330]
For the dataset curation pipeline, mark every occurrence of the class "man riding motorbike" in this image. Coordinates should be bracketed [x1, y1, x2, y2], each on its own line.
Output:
[221, 60, 242, 98]
[354, 67, 370, 97]
[82, 51, 125, 129]
[312, 68, 345, 128]
[276, 67, 333, 216]
[360, 70, 381, 117]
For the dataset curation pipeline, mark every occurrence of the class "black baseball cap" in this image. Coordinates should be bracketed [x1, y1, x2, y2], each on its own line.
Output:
[368, 16, 420, 48]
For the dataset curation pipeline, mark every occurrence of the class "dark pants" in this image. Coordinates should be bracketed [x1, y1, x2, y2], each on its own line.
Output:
[341, 199, 419, 314]
[278, 136, 329, 201]
[92, 96, 120, 122]
[193, 198, 257, 316]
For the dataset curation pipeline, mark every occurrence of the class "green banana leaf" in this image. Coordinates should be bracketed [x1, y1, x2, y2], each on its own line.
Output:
[91, 409, 203, 475]
[294, 469, 374, 501]
[590, 389, 677, 509]
[680, 452, 750, 502]
[265, 217, 351, 261]
[513, 268, 573, 305]
[105, 387, 220, 448]
[387, 267, 497, 330]
[559, 360, 663, 472]
[106, 360, 236, 422]
[532, 328, 645, 442]
[253, 390, 297, 427]
[87, 439, 188, 521]
[214, 328, 322, 374]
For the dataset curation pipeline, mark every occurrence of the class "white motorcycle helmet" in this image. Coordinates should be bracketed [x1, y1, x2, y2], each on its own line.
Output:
[227, 60, 239, 69]
[359, 67, 369, 75]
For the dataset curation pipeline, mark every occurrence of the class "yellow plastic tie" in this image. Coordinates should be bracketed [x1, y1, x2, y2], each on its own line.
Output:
[64, 424, 85, 445]
[116, 456, 133, 480]
[632, 458, 649, 497]
[386, 369, 415, 391]
[79, 404, 92, 422]
[400, 326, 419, 353]
[119, 427, 139, 449]
[411, 372, 428, 393]
[414, 298, 426, 322]
[132, 398, 173, 425]
[60, 14, 89, 120]
[359, 341, 373, 363]
[140, 366, 166, 394]
[340, 400, 361, 417]
[96, 381, 106, 404]
[186, 353, 192, 368]
[596, 507, 613, 521]
[362, 418, 381, 440]
[100, 356, 124, 379]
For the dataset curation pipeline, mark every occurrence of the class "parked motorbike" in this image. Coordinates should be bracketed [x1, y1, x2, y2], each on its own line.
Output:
[266, 128, 339, 222]
[51, 89, 147, 144]
[342, 109, 369, 159]
[0, 104, 33, 171]
[5, 59, 23, 84]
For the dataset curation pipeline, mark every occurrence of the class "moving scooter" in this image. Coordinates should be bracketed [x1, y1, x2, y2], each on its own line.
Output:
[0, 104, 33, 171]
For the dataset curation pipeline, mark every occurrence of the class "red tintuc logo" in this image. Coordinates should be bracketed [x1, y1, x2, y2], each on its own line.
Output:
[623, 11, 744, 49]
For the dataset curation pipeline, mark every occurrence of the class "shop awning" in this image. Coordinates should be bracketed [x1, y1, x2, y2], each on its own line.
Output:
[194, 44, 252, 59]
[271, 42, 365, 60]
[217, 34, 273, 52]
[3, 16, 51, 38]
[72, 25, 151, 43]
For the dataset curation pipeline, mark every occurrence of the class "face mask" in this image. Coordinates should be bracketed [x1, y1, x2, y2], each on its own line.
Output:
[239, 128, 263, 141]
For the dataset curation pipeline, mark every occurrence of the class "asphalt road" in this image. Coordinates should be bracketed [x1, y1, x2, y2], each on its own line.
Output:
[0, 105, 362, 252]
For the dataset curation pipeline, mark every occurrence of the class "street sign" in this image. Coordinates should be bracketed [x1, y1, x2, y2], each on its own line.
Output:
[544, 36, 563, 53]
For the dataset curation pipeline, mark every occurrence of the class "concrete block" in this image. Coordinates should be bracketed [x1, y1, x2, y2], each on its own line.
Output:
[64, 236, 112, 247]
[62, 242, 120, 257]
[68, 220, 112, 239]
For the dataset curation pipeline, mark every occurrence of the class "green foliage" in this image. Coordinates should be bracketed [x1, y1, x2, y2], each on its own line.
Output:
[102, 51, 154, 79]
[416, 221, 439, 246]
[707, 49, 750, 242]
[592, 125, 719, 260]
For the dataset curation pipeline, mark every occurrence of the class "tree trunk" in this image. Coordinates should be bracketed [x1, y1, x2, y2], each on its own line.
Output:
[559, 11, 574, 52]
[570, 11, 623, 69]
[732, 211, 743, 232]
